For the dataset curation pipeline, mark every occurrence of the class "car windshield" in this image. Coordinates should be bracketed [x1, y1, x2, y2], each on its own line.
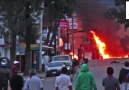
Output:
[53, 56, 69, 61]
[47, 62, 62, 67]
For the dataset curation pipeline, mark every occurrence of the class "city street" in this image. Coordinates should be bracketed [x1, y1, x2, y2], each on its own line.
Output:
[7, 58, 127, 90]
[41, 58, 128, 90]
[0, 0, 128, 90]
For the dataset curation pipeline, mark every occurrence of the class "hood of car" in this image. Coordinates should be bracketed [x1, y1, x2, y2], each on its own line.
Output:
[62, 61, 72, 66]
[47, 66, 62, 70]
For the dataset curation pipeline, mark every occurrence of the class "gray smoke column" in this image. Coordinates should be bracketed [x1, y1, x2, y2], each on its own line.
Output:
[75, 0, 129, 57]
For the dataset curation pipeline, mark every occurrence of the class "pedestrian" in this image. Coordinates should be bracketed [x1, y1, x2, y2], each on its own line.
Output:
[118, 61, 129, 90]
[0, 61, 10, 90]
[102, 67, 120, 90]
[55, 67, 72, 90]
[80, 58, 89, 67]
[11, 60, 19, 77]
[75, 64, 97, 90]
[10, 75, 24, 90]
[72, 58, 79, 76]
[24, 69, 43, 90]
[83, 58, 88, 64]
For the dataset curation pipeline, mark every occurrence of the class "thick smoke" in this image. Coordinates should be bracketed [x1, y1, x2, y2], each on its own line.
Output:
[75, 0, 129, 57]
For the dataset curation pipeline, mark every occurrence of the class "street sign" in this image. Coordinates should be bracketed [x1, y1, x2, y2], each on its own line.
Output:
[69, 22, 78, 30]
[59, 20, 68, 29]
[68, 17, 78, 30]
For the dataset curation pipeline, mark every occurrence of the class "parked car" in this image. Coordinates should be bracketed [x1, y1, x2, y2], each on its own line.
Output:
[45, 61, 65, 77]
[52, 55, 73, 74]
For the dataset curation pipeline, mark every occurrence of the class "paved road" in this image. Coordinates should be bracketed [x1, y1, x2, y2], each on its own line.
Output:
[42, 58, 128, 90]
[8, 58, 128, 90]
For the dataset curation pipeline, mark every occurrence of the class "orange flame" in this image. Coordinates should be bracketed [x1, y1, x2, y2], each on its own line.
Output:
[90, 31, 110, 59]
[90, 31, 129, 59]
[59, 38, 63, 47]
[69, 52, 78, 60]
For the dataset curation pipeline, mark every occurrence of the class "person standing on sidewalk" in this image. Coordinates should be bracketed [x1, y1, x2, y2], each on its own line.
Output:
[24, 69, 43, 90]
[118, 61, 129, 90]
[75, 64, 97, 90]
[102, 67, 120, 90]
[0, 61, 10, 90]
[11, 61, 19, 77]
[55, 67, 72, 90]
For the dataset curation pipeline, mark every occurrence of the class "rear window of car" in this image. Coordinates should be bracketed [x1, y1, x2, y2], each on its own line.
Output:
[47, 62, 62, 67]
[53, 56, 69, 61]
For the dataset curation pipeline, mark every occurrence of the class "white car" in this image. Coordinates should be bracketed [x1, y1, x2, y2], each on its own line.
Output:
[45, 61, 65, 77]
[52, 55, 73, 74]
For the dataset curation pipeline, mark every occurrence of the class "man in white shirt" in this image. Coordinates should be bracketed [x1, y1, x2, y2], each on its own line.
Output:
[55, 67, 72, 90]
[24, 69, 43, 90]
[43, 55, 49, 66]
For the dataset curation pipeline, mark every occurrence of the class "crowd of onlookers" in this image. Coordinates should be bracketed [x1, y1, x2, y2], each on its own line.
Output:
[1, 58, 129, 90]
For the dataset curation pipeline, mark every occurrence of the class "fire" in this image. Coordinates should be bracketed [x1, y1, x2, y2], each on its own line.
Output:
[69, 52, 78, 60]
[90, 31, 110, 59]
[59, 38, 63, 47]
[90, 31, 129, 59]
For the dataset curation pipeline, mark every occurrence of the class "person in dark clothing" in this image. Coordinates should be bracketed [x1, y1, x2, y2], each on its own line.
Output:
[11, 61, 19, 77]
[72, 58, 79, 76]
[82, 58, 88, 65]
[118, 61, 129, 90]
[0, 61, 10, 90]
[10, 75, 24, 90]
[102, 67, 120, 90]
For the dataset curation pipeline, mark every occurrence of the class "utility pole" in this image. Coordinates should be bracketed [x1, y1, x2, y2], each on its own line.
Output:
[67, 28, 69, 53]
[72, 16, 74, 58]
[39, 2, 44, 72]
[54, 35, 57, 55]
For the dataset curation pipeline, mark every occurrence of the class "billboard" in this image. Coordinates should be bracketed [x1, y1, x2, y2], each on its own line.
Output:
[68, 16, 78, 30]
[59, 20, 68, 29]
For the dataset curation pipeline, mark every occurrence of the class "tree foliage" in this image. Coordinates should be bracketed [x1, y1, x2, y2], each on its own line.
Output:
[0, 0, 43, 74]
[0, 0, 76, 74]
[104, 0, 129, 28]
[44, 0, 76, 49]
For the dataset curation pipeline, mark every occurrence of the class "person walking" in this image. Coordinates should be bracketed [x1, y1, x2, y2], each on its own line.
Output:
[0, 61, 10, 90]
[24, 69, 43, 90]
[82, 58, 88, 64]
[55, 67, 72, 90]
[72, 58, 79, 76]
[102, 67, 120, 90]
[11, 61, 19, 77]
[10, 75, 24, 90]
[75, 64, 97, 90]
[118, 61, 129, 90]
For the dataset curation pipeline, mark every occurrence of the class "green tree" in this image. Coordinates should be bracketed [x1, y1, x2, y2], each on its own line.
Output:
[0, 0, 42, 75]
[0, 1, 25, 67]
[44, 0, 76, 53]
[104, 0, 129, 28]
